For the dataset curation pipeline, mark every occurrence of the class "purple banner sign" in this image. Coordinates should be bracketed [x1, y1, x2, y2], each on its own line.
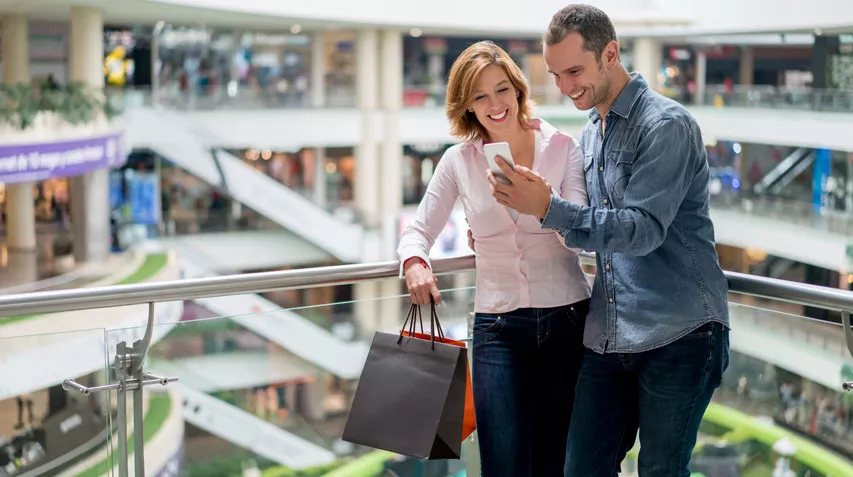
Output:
[0, 131, 126, 184]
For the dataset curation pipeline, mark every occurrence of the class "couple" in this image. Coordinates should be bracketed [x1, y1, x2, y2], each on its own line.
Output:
[398, 4, 730, 477]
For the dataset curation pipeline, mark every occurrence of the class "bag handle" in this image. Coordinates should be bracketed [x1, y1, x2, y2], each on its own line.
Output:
[429, 296, 445, 348]
[398, 303, 425, 344]
[398, 298, 445, 350]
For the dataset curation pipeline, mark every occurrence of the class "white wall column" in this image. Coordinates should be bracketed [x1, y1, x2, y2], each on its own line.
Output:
[739, 47, 755, 86]
[69, 6, 110, 263]
[695, 50, 707, 105]
[379, 29, 403, 235]
[632, 37, 662, 92]
[378, 29, 405, 331]
[312, 147, 327, 208]
[354, 29, 382, 339]
[2, 14, 36, 253]
[5, 183, 36, 252]
[1, 14, 29, 84]
[311, 32, 326, 108]
[354, 29, 380, 229]
[69, 7, 104, 86]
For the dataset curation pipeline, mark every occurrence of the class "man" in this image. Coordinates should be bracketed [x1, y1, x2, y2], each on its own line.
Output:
[487, 4, 730, 476]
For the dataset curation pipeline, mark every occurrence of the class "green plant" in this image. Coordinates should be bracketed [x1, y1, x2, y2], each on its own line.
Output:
[0, 82, 39, 129]
[0, 79, 118, 130]
[181, 454, 339, 477]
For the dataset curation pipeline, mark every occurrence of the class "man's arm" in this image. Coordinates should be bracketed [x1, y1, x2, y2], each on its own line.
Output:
[541, 117, 703, 256]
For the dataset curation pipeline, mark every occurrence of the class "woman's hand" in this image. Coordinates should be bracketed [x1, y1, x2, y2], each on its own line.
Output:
[404, 259, 442, 305]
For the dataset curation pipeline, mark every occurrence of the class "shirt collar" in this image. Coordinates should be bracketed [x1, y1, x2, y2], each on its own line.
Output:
[589, 73, 648, 124]
[462, 117, 565, 154]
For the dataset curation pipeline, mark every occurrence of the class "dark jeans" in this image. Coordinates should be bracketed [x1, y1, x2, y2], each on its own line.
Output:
[565, 321, 730, 477]
[472, 300, 588, 477]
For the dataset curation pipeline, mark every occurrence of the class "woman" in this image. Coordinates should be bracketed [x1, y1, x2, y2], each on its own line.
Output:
[397, 41, 590, 476]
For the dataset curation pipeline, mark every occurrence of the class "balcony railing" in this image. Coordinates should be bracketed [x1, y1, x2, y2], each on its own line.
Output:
[710, 193, 853, 236]
[2, 255, 853, 476]
[108, 83, 853, 114]
[700, 85, 853, 113]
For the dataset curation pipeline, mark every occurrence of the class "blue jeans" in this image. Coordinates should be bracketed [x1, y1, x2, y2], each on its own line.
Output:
[565, 321, 730, 477]
[472, 301, 588, 477]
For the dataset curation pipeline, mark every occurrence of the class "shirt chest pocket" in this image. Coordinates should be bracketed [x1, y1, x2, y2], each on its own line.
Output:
[583, 153, 594, 193]
[606, 150, 634, 206]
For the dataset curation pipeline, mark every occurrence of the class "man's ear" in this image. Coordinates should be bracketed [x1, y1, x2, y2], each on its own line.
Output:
[603, 40, 619, 67]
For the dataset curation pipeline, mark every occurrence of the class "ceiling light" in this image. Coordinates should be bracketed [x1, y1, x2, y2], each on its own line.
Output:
[410, 28, 423, 38]
[290, 24, 302, 34]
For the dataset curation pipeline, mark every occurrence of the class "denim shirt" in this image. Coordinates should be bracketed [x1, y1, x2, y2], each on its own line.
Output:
[541, 74, 730, 354]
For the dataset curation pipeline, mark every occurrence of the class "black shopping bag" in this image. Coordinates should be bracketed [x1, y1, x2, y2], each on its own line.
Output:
[342, 303, 467, 460]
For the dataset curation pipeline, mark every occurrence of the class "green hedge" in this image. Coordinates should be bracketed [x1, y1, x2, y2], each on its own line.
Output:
[319, 451, 395, 477]
[0, 80, 118, 130]
[181, 455, 339, 477]
[702, 402, 853, 477]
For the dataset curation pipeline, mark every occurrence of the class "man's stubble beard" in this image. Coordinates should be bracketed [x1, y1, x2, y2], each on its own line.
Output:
[592, 65, 612, 110]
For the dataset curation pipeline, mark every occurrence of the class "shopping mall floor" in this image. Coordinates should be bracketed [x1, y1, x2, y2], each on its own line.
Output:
[0, 225, 120, 292]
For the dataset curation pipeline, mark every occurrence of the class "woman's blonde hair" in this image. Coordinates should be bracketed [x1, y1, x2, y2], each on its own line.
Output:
[446, 41, 533, 143]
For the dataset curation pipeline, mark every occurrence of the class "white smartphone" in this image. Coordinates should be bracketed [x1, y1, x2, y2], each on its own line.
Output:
[483, 142, 516, 185]
[483, 142, 519, 221]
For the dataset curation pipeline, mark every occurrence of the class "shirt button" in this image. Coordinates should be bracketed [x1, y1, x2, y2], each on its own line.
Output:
[609, 297, 614, 303]
[603, 199, 609, 205]
[606, 264, 611, 270]
[599, 166, 604, 172]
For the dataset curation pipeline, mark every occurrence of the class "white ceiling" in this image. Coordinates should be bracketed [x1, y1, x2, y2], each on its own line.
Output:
[0, 0, 691, 37]
[0, 0, 851, 39]
[0, 0, 340, 31]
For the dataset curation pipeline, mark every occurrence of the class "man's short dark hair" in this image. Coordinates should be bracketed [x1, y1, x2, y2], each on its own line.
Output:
[544, 4, 617, 58]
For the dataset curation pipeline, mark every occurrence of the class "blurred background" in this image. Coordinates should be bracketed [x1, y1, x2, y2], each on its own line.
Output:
[3, 0, 853, 475]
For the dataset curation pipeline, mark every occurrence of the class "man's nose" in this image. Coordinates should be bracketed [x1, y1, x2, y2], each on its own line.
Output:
[558, 78, 574, 95]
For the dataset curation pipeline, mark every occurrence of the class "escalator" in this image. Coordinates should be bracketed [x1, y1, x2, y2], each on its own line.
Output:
[754, 256, 799, 279]
[160, 248, 368, 380]
[125, 108, 363, 262]
[176, 383, 336, 469]
[753, 148, 816, 195]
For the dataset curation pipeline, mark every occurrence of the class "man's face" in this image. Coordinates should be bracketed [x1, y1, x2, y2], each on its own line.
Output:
[543, 32, 615, 111]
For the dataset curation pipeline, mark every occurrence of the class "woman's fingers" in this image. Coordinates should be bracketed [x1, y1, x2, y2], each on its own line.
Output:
[409, 280, 437, 305]
[429, 283, 442, 304]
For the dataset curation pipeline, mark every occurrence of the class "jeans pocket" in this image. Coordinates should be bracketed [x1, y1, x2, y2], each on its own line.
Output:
[568, 300, 590, 326]
[680, 322, 715, 340]
[473, 314, 505, 349]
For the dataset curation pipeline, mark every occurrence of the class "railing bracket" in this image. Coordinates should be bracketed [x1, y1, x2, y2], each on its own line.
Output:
[61, 302, 178, 477]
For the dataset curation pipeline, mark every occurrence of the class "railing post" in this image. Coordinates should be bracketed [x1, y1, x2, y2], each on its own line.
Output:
[62, 302, 178, 475]
[842, 311, 853, 392]
[115, 341, 130, 477]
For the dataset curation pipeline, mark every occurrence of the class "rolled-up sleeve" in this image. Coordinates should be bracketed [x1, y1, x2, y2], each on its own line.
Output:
[552, 136, 587, 253]
[397, 148, 460, 277]
[541, 117, 701, 256]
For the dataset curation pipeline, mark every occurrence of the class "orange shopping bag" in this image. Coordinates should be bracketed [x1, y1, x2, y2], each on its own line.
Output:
[401, 302, 477, 441]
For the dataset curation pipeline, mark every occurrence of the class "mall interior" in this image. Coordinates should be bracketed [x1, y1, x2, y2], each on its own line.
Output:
[2, 0, 853, 475]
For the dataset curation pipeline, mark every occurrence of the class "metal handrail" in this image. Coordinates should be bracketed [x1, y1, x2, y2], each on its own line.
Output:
[0, 253, 852, 318]
[0, 255, 474, 318]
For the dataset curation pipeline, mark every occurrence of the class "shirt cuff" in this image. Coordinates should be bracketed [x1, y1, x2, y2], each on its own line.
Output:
[398, 249, 433, 278]
[540, 194, 581, 235]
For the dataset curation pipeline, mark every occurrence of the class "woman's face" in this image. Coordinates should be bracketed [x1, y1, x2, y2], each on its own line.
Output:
[469, 65, 520, 140]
